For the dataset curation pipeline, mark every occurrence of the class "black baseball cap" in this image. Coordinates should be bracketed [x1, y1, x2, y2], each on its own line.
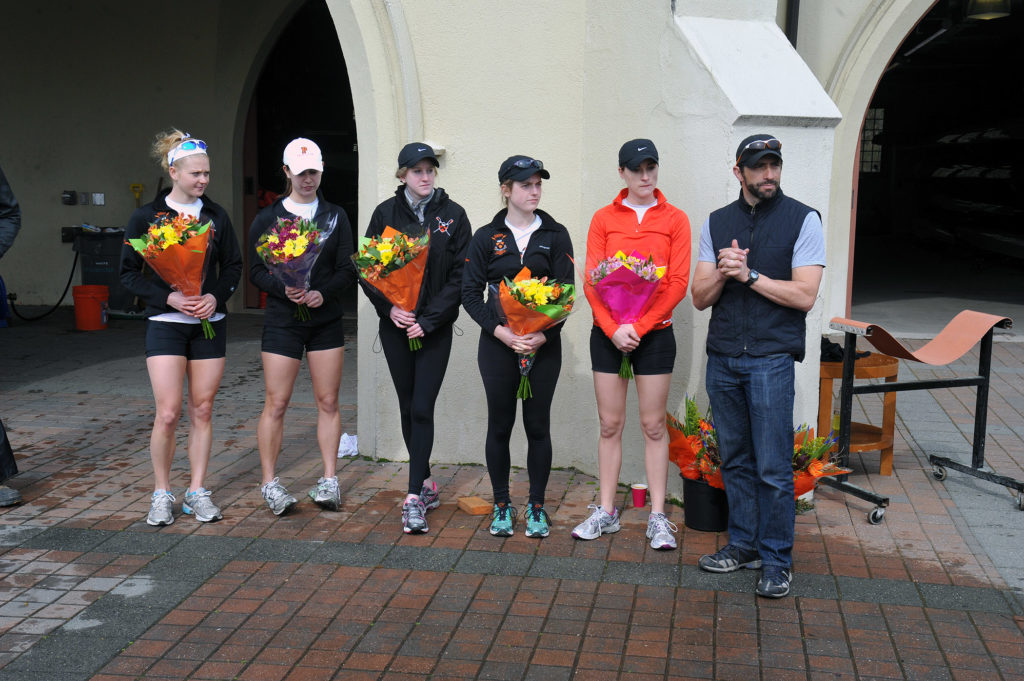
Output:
[618, 139, 659, 170]
[735, 134, 782, 167]
[397, 142, 439, 169]
[498, 155, 550, 183]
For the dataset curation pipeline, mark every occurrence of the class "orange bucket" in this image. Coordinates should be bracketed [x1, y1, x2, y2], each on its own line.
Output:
[72, 285, 109, 331]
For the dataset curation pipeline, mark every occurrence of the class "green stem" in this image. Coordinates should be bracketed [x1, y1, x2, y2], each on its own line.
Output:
[619, 353, 634, 380]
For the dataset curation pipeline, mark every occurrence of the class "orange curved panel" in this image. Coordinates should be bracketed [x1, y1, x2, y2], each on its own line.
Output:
[830, 311, 1012, 366]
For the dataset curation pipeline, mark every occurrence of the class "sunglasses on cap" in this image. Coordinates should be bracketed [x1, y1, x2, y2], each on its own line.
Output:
[736, 138, 781, 163]
[509, 158, 543, 171]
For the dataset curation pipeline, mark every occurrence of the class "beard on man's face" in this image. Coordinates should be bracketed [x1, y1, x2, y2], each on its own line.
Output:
[745, 178, 778, 202]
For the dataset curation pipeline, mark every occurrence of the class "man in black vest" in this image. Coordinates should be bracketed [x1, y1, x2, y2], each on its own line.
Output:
[691, 134, 825, 598]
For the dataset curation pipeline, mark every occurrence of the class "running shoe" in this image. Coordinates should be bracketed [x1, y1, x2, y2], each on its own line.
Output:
[489, 503, 517, 537]
[261, 478, 297, 516]
[309, 476, 341, 511]
[756, 567, 792, 598]
[646, 512, 678, 550]
[698, 545, 762, 573]
[402, 497, 429, 534]
[419, 481, 441, 511]
[182, 488, 222, 522]
[147, 490, 175, 526]
[571, 504, 620, 540]
[523, 504, 551, 538]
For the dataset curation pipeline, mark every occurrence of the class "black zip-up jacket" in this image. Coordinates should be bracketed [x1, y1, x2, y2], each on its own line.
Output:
[363, 186, 471, 334]
[120, 189, 243, 316]
[461, 208, 574, 337]
[0, 164, 20, 259]
[249, 196, 356, 327]
[706, 189, 817, 361]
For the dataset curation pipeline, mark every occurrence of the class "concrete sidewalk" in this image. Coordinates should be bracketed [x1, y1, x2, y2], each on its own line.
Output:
[0, 308, 1022, 681]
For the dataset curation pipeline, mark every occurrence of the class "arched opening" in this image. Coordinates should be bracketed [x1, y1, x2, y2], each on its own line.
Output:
[241, 0, 358, 309]
[851, 0, 1024, 332]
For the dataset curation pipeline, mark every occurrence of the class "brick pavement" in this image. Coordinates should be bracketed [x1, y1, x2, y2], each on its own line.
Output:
[0, 309, 1022, 680]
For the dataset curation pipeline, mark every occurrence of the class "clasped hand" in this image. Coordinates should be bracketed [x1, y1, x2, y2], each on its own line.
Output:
[285, 286, 324, 308]
[390, 305, 424, 339]
[611, 324, 640, 353]
[495, 325, 546, 354]
[168, 292, 217, 319]
[717, 238, 750, 281]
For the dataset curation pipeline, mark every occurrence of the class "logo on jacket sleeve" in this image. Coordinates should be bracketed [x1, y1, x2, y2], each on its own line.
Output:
[492, 233, 507, 256]
[434, 217, 454, 235]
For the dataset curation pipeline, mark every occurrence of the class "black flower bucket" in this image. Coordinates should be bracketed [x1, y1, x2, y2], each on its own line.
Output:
[682, 476, 729, 532]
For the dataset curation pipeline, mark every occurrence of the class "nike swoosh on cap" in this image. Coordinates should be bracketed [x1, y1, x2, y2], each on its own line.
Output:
[637, 146, 647, 151]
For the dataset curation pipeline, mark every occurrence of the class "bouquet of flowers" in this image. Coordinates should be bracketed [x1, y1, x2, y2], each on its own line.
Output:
[494, 267, 574, 399]
[125, 212, 216, 339]
[586, 250, 665, 379]
[353, 225, 429, 350]
[255, 215, 336, 321]
[792, 426, 849, 497]
[667, 396, 723, 489]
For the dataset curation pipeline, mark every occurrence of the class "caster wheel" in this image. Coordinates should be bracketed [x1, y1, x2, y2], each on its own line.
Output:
[1018, 494, 1024, 512]
[932, 465, 947, 481]
[868, 507, 885, 525]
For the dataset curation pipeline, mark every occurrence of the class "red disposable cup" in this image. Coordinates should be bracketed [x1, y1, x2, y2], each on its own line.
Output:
[630, 483, 648, 508]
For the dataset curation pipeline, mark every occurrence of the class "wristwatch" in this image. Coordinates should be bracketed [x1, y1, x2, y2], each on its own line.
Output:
[744, 270, 760, 287]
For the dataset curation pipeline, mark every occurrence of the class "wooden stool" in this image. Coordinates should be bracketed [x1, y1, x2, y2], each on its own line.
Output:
[818, 352, 898, 475]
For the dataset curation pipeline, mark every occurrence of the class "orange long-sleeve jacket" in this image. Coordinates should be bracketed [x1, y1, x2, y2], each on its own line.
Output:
[585, 188, 691, 338]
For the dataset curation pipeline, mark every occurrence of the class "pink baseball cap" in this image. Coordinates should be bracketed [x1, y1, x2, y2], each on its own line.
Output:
[283, 138, 323, 174]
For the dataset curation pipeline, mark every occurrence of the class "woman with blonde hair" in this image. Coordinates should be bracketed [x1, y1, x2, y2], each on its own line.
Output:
[362, 143, 470, 534]
[120, 128, 243, 526]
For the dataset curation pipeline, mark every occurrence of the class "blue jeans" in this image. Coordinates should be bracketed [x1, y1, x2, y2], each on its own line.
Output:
[705, 351, 795, 569]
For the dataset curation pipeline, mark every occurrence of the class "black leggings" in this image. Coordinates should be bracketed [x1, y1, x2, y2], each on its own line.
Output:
[477, 330, 561, 506]
[379, 320, 454, 495]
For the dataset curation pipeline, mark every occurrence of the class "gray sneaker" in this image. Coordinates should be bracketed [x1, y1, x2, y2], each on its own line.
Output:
[402, 498, 428, 534]
[309, 476, 341, 511]
[147, 490, 175, 526]
[0, 485, 21, 507]
[698, 544, 762, 573]
[646, 512, 678, 550]
[261, 478, 297, 516]
[419, 482, 440, 511]
[756, 567, 792, 598]
[182, 488, 222, 522]
[571, 504, 620, 540]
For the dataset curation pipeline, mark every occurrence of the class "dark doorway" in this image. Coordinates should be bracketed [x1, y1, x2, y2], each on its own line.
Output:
[852, 0, 1024, 325]
[242, 0, 358, 308]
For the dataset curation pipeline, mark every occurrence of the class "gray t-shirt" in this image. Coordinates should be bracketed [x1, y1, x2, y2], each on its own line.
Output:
[697, 211, 826, 268]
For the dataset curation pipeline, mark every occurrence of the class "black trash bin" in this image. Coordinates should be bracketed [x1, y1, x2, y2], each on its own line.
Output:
[73, 229, 131, 311]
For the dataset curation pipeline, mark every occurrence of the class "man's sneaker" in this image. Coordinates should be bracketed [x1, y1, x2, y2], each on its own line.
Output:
[309, 476, 341, 511]
[261, 478, 297, 516]
[419, 482, 440, 511]
[646, 512, 678, 550]
[523, 504, 551, 538]
[147, 490, 175, 526]
[756, 567, 792, 598]
[489, 503, 517, 536]
[402, 497, 428, 534]
[571, 504, 620, 540]
[0, 485, 21, 507]
[182, 488, 222, 522]
[698, 544, 762, 573]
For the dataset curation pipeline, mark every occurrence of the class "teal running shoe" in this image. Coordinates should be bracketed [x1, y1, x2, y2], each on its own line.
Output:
[523, 504, 551, 538]
[489, 503, 517, 537]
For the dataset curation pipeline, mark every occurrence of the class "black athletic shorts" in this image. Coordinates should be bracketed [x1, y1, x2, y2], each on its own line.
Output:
[261, 318, 346, 360]
[590, 324, 676, 376]
[145, 318, 227, 360]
